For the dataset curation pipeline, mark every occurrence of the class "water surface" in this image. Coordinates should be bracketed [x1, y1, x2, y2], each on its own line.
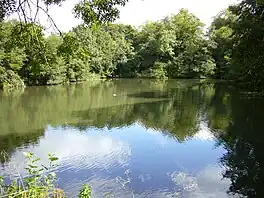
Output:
[0, 79, 263, 197]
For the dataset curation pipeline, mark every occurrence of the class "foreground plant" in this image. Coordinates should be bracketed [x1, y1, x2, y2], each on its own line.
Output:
[0, 152, 91, 198]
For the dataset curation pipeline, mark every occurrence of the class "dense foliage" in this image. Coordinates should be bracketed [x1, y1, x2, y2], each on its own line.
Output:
[0, 9, 216, 89]
[1, 0, 264, 91]
[209, 0, 264, 90]
[117, 9, 216, 79]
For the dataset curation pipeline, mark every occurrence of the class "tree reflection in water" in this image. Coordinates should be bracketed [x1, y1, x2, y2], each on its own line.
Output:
[0, 80, 264, 197]
[210, 90, 264, 198]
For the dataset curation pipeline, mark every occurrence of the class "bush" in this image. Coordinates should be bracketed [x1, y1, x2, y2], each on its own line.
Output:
[67, 59, 90, 82]
[0, 152, 92, 198]
[0, 67, 25, 90]
[46, 57, 67, 85]
[149, 61, 168, 79]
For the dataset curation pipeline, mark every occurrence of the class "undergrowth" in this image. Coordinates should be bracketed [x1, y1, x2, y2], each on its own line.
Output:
[0, 152, 91, 198]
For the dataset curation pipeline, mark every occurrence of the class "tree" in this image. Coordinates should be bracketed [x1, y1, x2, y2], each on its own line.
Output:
[74, 0, 129, 26]
[0, 0, 133, 89]
[229, 0, 264, 90]
[208, 9, 236, 79]
[1, 0, 129, 30]
[208, 0, 264, 90]
[58, 23, 134, 78]
[0, 20, 26, 89]
[126, 9, 216, 79]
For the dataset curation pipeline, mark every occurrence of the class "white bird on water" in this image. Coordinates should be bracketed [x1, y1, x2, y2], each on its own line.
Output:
[113, 94, 117, 97]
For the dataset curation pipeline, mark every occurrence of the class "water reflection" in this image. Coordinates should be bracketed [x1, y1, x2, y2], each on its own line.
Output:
[213, 92, 264, 198]
[0, 79, 263, 197]
[169, 165, 234, 197]
[2, 124, 230, 198]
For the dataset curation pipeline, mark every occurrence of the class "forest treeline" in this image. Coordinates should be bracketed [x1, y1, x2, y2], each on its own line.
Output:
[0, 0, 264, 91]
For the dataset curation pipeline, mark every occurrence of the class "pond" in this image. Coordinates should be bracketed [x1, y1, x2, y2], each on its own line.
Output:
[0, 79, 264, 198]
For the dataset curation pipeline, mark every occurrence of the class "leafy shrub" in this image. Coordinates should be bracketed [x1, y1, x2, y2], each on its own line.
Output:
[149, 61, 168, 79]
[78, 185, 92, 198]
[46, 57, 67, 85]
[67, 58, 90, 82]
[0, 67, 25, 90]
[0, 152, 92, 198]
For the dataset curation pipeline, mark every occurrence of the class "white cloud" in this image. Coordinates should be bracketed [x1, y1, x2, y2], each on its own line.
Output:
[3, 126, 131, 176]
[8, 0, 240, 33]
[63, 164, 237, 198]
[117, 0, 240, 27]
[169, 165, 239, 198]
[48, 0, 81, 33]
[193, 121, 215, 141]
[64, 176, 176, 198]
[43, 0, 241, 33]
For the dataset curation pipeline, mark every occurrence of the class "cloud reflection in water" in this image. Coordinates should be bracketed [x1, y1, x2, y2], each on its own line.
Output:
[2, 123, 237, 197]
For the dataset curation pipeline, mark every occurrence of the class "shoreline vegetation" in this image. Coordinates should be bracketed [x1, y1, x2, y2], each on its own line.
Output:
[0, 152, 92, 198]
[0, 0, 264, 93]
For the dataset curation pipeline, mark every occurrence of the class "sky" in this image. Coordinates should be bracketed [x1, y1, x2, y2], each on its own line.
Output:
[45, 0, 239, 33]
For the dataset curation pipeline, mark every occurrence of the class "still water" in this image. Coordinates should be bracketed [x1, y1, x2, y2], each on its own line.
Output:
[0, 79, 263, 198]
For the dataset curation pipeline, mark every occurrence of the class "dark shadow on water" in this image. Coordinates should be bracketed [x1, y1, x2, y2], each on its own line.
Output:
[0, 129, 44, 163]
[209, 86, 264, 198]
[127, 91, 171, 99]
[71, 98, 201, 142]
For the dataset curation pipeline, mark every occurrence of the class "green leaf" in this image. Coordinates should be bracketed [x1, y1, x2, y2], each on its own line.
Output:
[28, 165, 38, 169]
[49, 157, 59, 162]
[32, 158, 41, 163]
[23, 152, 33, 158]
